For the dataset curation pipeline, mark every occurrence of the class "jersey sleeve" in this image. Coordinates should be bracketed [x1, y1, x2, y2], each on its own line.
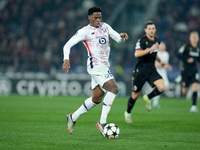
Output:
[178, 44, 186, 54]
[63, 28, 86, 60]
[178, 44, 188, 61]
[107, 24, 125, 44]
[135, 38, 145, 50]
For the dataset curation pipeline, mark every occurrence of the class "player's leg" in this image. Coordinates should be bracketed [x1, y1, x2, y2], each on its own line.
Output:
[72, 86, 104, 122]
[145, 79, 165, 99]
[67, 86, 104, 134]
[182, 87, 189, 95]
[145, 72, 166, 99]
[143, 79, 165, 110]
[125, 71, 145, 123]
[143, 70, 164, 110]
[124, 91, 141, 123]
[190, 82, 198, 112]
[180, 72, 189, 95]
[90, 66, 117, 134]
[99, 78, 118, 124]
[153, 75, 169, 109]
[153, 95, 160, 108]
[96, 79, 118, 135]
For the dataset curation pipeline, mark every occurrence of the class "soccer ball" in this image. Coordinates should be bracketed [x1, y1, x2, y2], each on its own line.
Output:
[103, 123, 120, 139]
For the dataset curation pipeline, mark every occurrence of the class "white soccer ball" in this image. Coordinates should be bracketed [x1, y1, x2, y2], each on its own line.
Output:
[103, 123, 120, 139]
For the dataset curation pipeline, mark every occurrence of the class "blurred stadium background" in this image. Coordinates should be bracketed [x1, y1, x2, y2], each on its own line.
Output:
[0, 0, 200, 97]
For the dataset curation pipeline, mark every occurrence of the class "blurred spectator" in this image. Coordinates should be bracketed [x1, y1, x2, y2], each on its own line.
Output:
[0, 0, 200, 75]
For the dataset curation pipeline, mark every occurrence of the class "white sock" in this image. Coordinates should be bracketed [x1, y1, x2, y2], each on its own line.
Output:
[100, 92, 116, 124]
[153, 95, 160, 107]
[72, 97, 96, 121]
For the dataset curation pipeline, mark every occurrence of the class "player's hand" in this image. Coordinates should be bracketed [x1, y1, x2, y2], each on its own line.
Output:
[120, 33, 129, 40]
[167, 64, 173, 71]
[150, 44, 159, 51]
[187, 57, 194, 63]
[160, 62, 168, 68]
[62, 59, 70, 73]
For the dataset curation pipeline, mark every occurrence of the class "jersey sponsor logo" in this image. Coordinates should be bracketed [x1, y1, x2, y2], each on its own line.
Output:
[99, 38, 106, 44]
[149, 48, 158, 54]
[189, 51, 199, 57]
[196, 73, 199, 80]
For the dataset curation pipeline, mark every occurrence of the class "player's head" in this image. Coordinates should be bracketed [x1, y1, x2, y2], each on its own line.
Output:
[88, 6, 102, 28]
[189, 31, 199, 45]
[159, 42, 166, 52]
[144, 21, 156, 38]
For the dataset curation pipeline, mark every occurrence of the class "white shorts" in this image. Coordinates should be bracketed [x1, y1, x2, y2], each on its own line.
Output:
[87, 65, 114, 92]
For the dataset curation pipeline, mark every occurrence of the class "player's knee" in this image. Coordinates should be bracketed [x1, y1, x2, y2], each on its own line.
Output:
[113, 87, 119, 95]
[158, 86, 165, 93]
[182, 88, 188, 95]
[92, 97, 103, 104]
[131, 92, 140, 100]
[92, 94, 104, 104]
[109, 85, 119, 94]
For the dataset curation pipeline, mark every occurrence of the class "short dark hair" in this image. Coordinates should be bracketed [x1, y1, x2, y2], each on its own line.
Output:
[88, 6, 102, 15]
[145, 21, 155, 28]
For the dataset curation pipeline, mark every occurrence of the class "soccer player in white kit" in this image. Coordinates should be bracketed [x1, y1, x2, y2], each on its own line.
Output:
[152, 42, 171, 108]
[62, 7, 129, 135]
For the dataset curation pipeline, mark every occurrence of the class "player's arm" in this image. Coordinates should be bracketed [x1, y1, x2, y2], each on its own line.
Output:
[107, 24, 128, 43]
[178, 44, 193, 63]
[62, 29, 85, 73]
[134, 42, 159, 58]
[156, 55, 167, 68]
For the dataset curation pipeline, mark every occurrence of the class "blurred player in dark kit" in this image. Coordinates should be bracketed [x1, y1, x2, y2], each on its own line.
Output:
[178, 31, 200, 112]
[124, 21, 167, 123]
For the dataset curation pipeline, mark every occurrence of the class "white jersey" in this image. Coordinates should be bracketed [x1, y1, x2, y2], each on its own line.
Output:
[63, 22, 125, 69]
[156, 51, 169, 79]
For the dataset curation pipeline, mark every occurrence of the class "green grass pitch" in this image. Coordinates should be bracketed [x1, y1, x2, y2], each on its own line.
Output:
[0, 95, 200, 150]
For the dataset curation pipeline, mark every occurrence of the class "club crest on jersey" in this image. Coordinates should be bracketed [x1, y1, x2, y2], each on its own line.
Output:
[99, 38, 106, 44]
[102, 28, 106, 33]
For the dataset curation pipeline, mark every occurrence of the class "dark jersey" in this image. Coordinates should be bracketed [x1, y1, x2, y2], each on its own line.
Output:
[135, 35, 161, 71]
[178, 43, 200, 74]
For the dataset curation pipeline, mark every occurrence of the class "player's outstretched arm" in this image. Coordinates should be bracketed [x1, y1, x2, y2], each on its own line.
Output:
[62, 59, 70, 73]
[120, 33, 129, 40]
[156, 55, 168, 68]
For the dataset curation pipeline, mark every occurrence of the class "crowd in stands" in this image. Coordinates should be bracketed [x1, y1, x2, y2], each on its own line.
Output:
[0, 0, 200, 75]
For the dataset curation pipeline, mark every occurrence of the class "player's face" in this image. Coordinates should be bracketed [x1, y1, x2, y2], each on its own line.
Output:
[145, 24, 156, 38]
[190, 33, 199, 44]
[88, 12, 102, 28]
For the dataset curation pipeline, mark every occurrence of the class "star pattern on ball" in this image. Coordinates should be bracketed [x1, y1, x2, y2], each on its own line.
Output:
[106, 125, 112, 130]
[112, 131, 117, 137]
